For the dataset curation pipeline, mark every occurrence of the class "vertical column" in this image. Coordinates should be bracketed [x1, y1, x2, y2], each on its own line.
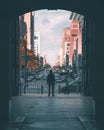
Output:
[87, 16, 96, 97]
[89, 17, 96, 97]
[82, 16, 89, 96]
[95, 15, 104, 122]
[10, 17, 19, 96]
[0, 16, 10, 123]
[82, 15, 95, 97]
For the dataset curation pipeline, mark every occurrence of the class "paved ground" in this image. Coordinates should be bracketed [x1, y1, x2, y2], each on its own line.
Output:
[2, 93, 104, 130]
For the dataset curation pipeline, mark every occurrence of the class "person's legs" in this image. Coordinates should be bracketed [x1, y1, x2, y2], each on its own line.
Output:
[48, 84, 50, 96]
[52, 84, 55, 96]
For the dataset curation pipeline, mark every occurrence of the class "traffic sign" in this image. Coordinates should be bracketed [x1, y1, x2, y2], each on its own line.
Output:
[22, 55, 31, 61]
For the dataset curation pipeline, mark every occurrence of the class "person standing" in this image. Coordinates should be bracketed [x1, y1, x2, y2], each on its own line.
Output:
[41, 85, 44, 94]
[47, 70, 55, 96]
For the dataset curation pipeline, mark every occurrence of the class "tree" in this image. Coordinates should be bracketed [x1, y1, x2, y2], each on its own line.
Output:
[44, 63, 51, 68]
[19, 40, 39, 70]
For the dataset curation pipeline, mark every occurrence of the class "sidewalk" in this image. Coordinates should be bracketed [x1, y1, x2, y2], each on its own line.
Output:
[3, 93, 104, 130]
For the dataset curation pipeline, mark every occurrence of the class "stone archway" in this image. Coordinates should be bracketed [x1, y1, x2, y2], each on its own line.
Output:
[9, 0, 95, 96]
[8, 0, 96, 121]
[0, 0, 104, 124]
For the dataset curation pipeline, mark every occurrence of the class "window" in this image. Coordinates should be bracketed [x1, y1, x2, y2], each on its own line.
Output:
[73, 25, 77, 28]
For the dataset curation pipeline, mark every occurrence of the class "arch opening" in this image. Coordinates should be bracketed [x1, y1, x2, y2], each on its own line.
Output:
[8, 6, 97, 128]
[16, 9, 87, 96]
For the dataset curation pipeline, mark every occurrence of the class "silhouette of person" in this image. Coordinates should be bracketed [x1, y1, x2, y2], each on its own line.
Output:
[41, 85, 44, 94]
[47, 70, 55, 96]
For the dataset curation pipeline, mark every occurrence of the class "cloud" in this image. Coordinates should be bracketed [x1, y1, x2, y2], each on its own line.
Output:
[42, 18, 50, 24]
[34, 9, 72, 66]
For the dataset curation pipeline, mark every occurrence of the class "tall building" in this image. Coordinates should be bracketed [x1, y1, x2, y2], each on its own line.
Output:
[62, 19, 83, 67]
[69, 12, 84, 68]
[24, 12, 31, 49]
[43, 53, 47, 66]
[19, 12, 35, 69]
[19, 12, 34, 50]
[62, 28, 70, 66]
[59, 48, 63, 66]
[39, 56, 43, 68]
[70, 20, 82, 68]
[34, 31, 40, 56]
[19, 15, 27, 40]
[31, 13, 34, 51]
[55, 48, 63, 67]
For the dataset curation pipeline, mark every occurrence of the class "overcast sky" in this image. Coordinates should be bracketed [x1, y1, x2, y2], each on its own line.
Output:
[33, 9, 72, 67]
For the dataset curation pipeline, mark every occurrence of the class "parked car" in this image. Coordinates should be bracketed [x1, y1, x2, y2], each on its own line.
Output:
[30, 73, 36, 79]
[60, 80, 78, 93]
[56, 79, 62, 83]
[60, 85, 70, 94]
[42, 76, 47, 80]
[35, 75, 41, 80]
[27, 76, 34, 82]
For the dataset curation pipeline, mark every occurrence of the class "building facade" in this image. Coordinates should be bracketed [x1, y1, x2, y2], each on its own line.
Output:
[62, 28, 70, 66]
[62, 20, 83, 68]
[34, 31, 40, 56]
[24, 12, 31, 49]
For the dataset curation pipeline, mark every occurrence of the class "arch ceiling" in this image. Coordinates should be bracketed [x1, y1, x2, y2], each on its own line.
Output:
[8, 0, 103, 18]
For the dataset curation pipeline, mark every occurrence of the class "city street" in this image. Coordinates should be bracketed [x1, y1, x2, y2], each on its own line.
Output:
[20, 67, 83, 95]
[20, 78, 66, 94]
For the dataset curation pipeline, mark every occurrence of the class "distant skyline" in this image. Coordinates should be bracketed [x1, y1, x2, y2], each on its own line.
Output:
[33, 9, 72, 66]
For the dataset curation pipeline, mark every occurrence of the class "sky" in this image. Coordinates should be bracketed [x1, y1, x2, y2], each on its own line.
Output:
[33, 9, 72, 67]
